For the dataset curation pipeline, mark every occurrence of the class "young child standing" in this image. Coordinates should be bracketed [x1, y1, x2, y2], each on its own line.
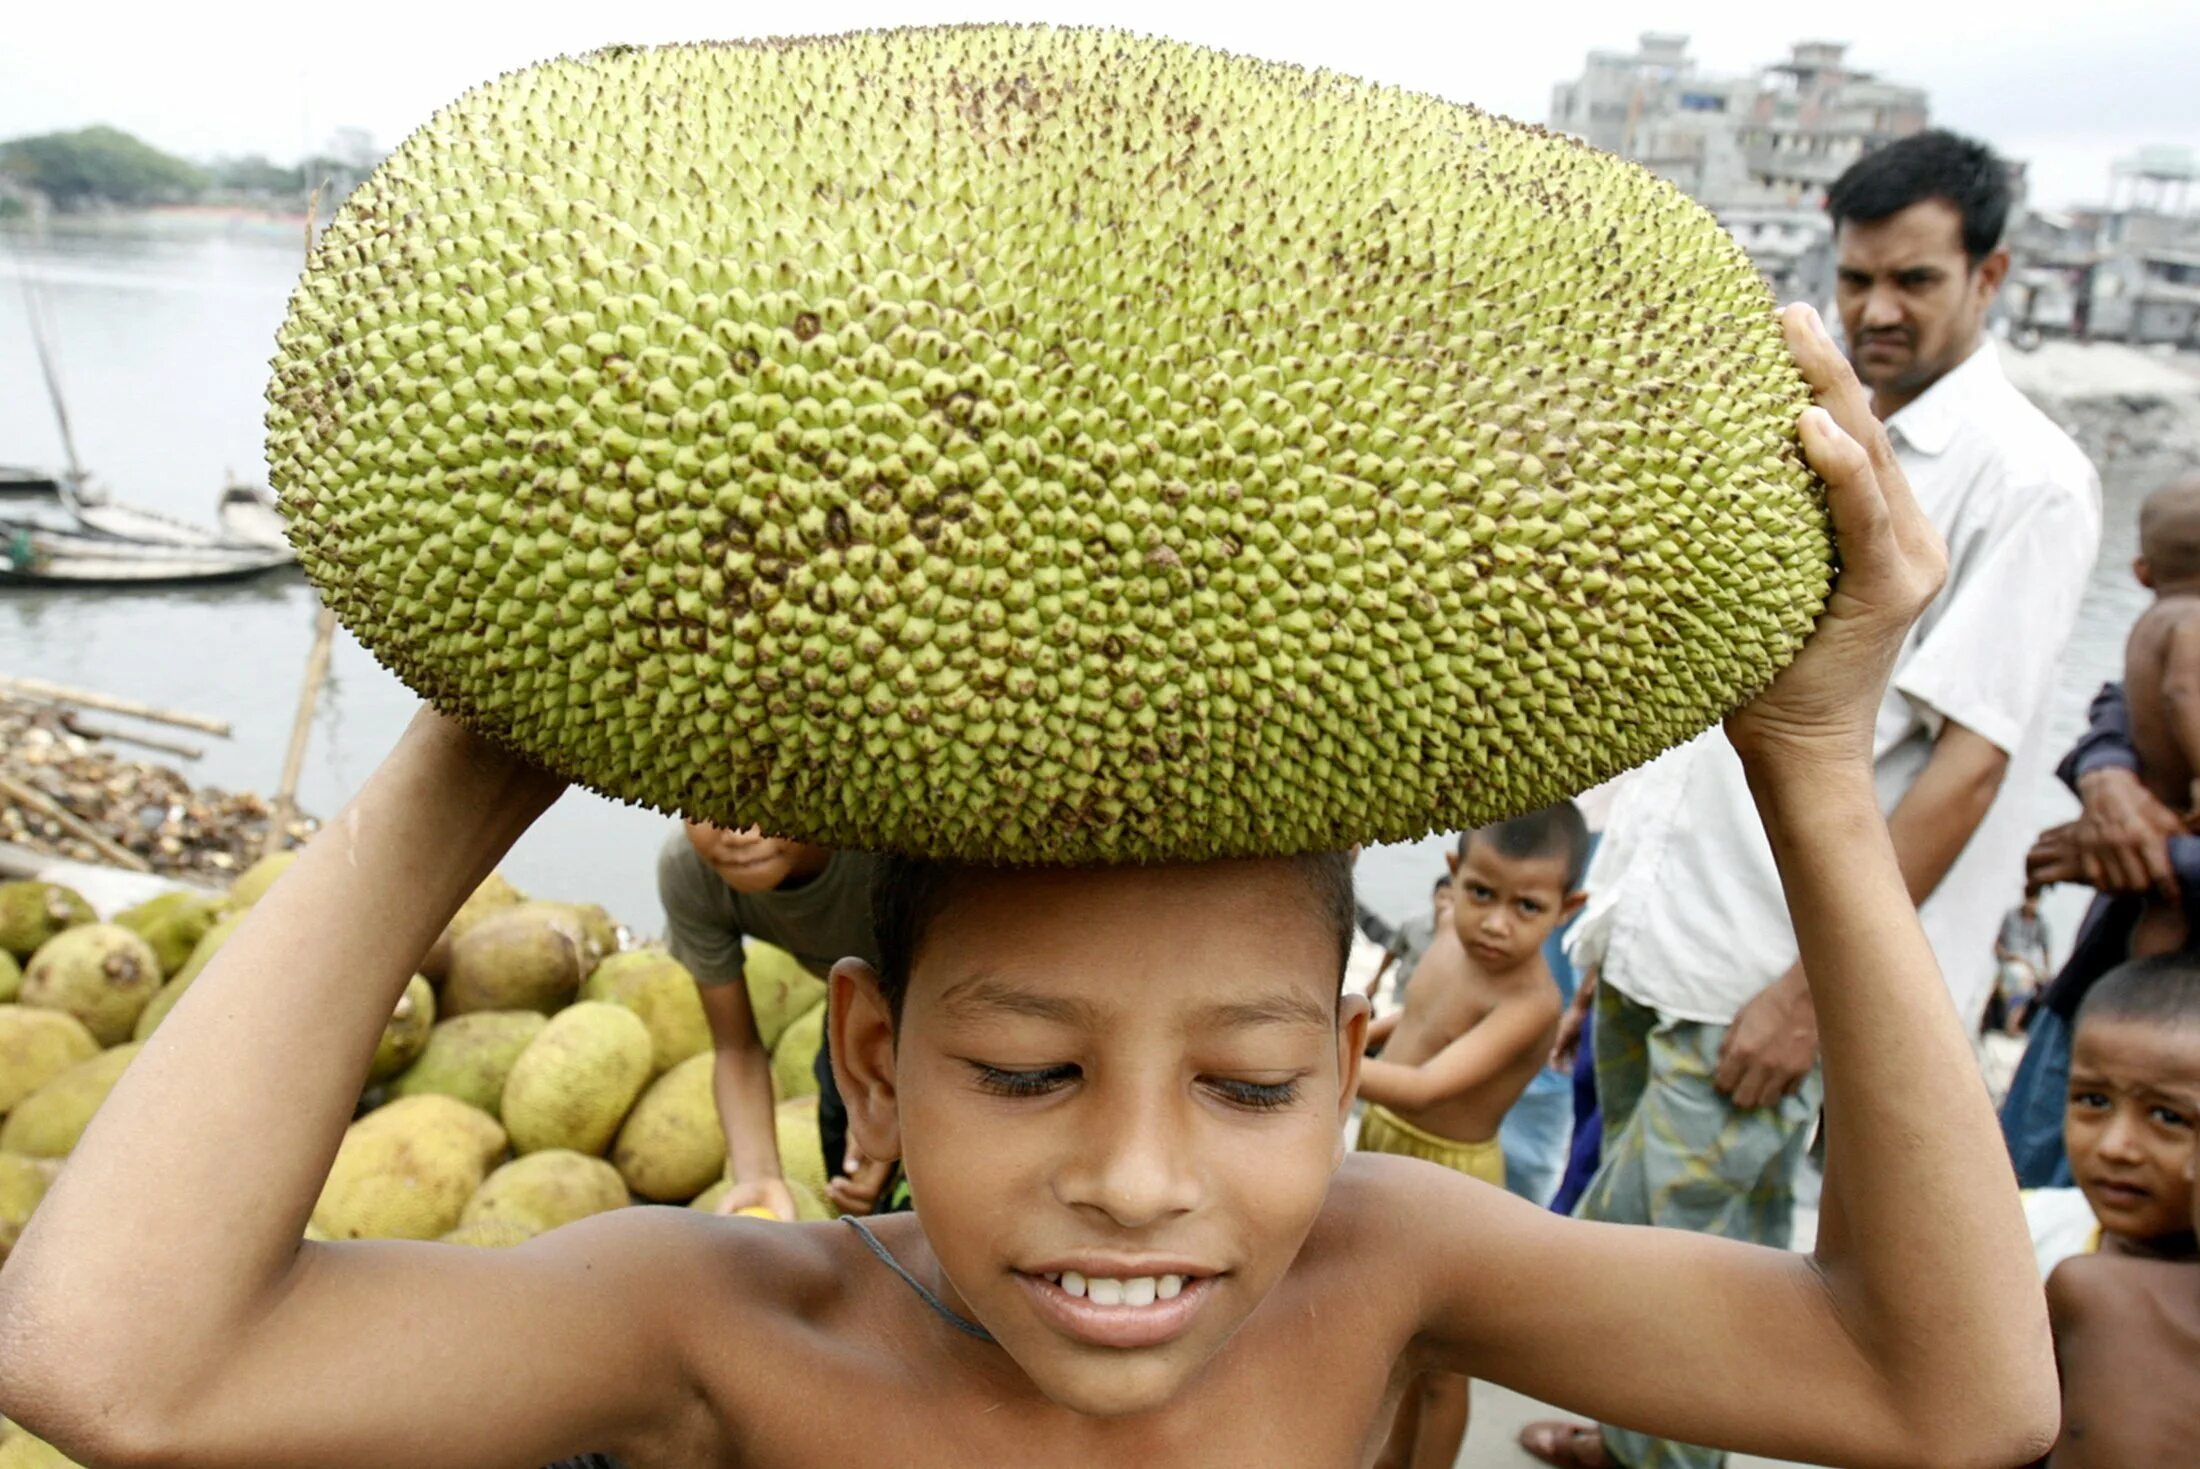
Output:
[2120, 476, 2200, 957]
[1354, 803, 1586, 1468]
[2024, 953, 2200, 1275]
[2045, 1132, 2200, 1467]
[0, 311, 2057, 1469]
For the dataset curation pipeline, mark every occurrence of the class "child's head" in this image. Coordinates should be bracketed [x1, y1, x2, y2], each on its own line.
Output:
[2134, 477, 2200, 593]
[2067, 955, 2200, 1251]
[1445, 802, 1590, 973]
[683, 820, 832, 894]
[835, 852, 1366, 1415]
[1430, 871, 1455, 926]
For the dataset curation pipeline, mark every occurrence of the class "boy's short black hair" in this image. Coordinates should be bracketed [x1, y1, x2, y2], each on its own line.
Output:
[869, 851, 1358, 1024]
[2077, 953, 2200, 1030]
[1825, 128, 2012, 266]
[1457, 801, 1591, 892]
[1431, 872, 1452, 895]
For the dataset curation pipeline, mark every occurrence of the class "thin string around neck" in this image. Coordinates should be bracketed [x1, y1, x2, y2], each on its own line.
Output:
[841, 1215, 997, 1343]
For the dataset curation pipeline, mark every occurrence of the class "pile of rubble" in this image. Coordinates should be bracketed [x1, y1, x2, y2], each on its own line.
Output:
[0, 695, 316, 881]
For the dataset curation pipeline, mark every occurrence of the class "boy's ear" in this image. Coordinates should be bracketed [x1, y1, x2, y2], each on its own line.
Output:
[1444, 849, 1459, 877]
[827, 958, 902, 1165]
[1559, 890, 1589, 922]
[2135, 554, 2156, 589]
[1332, 992, 1370, 1169]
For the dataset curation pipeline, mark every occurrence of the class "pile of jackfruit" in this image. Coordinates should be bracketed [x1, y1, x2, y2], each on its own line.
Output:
[0, 862, 835, 1272]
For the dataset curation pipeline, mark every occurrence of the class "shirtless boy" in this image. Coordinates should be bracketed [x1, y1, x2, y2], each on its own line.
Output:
[1355, 802, 1585, 1467]
[2047, 1065, 2200, 1465]
[0, 311, 2057, 1469]
[2120, 477, 2200, 956]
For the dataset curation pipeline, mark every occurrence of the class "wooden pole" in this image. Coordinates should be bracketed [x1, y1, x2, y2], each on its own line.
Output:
[0, 772, 153, 873]
[264, 605, 337, 859]
[57, 713, 204, 762]
[261, 189, 336, 862]
[0, 676, 230, 736]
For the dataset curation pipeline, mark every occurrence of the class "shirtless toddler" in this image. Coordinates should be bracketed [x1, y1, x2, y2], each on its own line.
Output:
[2120, 476, 2200, 955]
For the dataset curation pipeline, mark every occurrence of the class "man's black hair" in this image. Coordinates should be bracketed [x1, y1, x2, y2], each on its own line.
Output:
[1825, 128, 2012, 266]
[2076, 953, 2200, 1031]
[1432, 872, 1452, 894]
[1456, 801, 1591, 892]
[869, 851, 1358, 1024]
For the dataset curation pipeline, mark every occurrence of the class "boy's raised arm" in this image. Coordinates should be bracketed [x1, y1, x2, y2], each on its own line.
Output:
[1399, 305, 2057, 1468]
[0, 713, 719, 1468]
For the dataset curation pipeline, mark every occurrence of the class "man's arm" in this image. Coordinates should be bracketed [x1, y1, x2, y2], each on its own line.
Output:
[1717, 719, 2007, 1108]
[695, 983, 797, 1219]
[0, 713, 724, 1468]
[1405, 306, 2055, 1467]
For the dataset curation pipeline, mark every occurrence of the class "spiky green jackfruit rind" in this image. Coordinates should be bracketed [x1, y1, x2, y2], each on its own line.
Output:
[267, 26, 1830, 862]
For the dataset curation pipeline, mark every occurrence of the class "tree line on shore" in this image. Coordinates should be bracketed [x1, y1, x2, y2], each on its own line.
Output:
[0, 124, 372, 216]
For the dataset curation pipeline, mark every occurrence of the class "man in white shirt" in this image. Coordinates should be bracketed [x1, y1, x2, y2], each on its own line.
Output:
[1520, 131, 2100, 1469]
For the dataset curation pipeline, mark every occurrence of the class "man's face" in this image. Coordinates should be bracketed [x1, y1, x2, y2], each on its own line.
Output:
[1431, 881, 1456, 929]
[873, 860, 1364, 1417]
[683, 821, 830, 894]
[1449, 839, 1577, 974]
[2064, 1016, 2200, 1247]
[1833, 199, 2006, 408]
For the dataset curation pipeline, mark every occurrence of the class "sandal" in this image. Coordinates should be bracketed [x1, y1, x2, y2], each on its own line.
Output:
[1518, 1420, 1615, 1468]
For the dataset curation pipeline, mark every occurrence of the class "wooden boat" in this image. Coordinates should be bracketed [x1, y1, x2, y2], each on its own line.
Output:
[1, 519, 297, 586]
[216, 482, 290, 552]
[0, 465, 63, 499]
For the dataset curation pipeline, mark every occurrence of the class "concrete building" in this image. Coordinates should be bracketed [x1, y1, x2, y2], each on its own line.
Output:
[1550, 35, 1929, 304]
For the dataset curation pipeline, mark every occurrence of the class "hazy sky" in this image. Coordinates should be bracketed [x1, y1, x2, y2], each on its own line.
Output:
[4, 0, 2195, 211]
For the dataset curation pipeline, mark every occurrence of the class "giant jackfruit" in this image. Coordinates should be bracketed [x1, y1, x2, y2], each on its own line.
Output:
[267, 27, 1829, 862]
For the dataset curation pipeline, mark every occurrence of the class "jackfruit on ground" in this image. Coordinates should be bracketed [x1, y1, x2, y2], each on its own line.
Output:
[769, 1001, 824, 1103]
[0, 950, 20, 1005]
[388, 1009, 548, 1117]
[0, 1044, 140, 1158]
[611, 1051, 722, 1200]
[266, 27, 1830, 865]
[113, 888, 227, 977]
[133, 910, 249, 1041]
[772, 1094, 831, 1204]
[311, 1093, 507, 1240]
[370, 975, 437, 1081]
[18, 925, 162, 1047]
[420, 870, 525, 979]
[0, 1006, 100, 1117]
[0, 1151, 61, 1264]
[226, 850, 297, 908]
[689, 1176, 830, 1221]
[744, 942, 827, 1053]
[438, 1216, 536, 1247]
[459, 1148, 628, 1236]
[500, 1001, 653, 1155]
[0, 1421, 85, 1468]
[443, 903, 593, 1016]
[0, 882, 93, 962]
[580, 948, 710, 1075]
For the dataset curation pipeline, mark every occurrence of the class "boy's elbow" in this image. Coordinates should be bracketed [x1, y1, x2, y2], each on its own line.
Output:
[1891, 1359, 2060, 1469]
[0, 1289, 198, 1469]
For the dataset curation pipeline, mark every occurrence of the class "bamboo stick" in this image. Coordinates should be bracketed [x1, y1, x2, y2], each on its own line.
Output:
[264, 607, 337, 860]
[56, 713, 205, 761]
[0, 772, 153, 872]
[0, 677, 230, 736]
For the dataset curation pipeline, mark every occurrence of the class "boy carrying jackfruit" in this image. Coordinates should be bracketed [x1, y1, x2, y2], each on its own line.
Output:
[0, 307, 2056, 1469]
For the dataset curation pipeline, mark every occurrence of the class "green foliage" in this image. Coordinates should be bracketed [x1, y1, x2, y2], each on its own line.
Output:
[208, 154, 304, 196]
[0, 126, 207, 208]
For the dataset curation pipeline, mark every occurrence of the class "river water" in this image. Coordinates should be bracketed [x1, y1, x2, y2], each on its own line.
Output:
[0, 213, 2163, 951]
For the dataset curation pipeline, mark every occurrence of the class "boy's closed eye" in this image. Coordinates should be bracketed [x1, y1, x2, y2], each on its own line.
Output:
[961, 1060, 1307, 1112]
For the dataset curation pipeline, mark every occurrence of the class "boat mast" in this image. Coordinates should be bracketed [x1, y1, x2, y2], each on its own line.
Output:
[16, 268, 90, 498]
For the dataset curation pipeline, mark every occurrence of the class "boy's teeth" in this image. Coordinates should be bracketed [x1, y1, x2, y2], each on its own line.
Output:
[1050, 1273, 1190, 1306]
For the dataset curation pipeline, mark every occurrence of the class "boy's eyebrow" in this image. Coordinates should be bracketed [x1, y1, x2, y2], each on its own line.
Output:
[936, 974, 1103, 1027]
[1188, 992, 1336, 1033]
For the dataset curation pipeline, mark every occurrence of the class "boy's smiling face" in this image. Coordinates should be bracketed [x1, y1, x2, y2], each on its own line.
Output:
[837, 858, 1366, 1416]
[2065, 1016, 2200, 1247]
